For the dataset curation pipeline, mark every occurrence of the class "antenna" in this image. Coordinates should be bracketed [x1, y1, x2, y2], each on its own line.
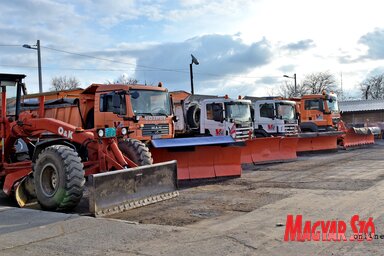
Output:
[340, 71, 343, 100]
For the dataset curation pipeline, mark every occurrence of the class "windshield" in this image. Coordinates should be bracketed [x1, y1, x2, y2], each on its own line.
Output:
[327, 96, 339, 113]
[130, 89, 171, 116]
[225, 103, 251, 122]
[276, 103, 296, 121]
[1, 85, 17, 116]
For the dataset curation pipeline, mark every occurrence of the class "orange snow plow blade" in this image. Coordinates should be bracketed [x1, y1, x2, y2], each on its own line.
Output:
[297, 132, 341, 153]
[339, 128, 375, 148]
[241, 137, 298, 165]
[150, 137, 242, 180]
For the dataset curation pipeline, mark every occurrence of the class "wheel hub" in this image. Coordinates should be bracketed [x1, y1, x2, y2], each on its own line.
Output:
[40, 163, 59, 197]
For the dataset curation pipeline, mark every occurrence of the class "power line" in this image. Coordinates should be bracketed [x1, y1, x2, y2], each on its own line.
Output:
[0, 63, 283, 81]
[0, 44, 21, 47]
[42, 46, 188, 73]
[1, 44, 283, 81]
[0, 64, 189, 73]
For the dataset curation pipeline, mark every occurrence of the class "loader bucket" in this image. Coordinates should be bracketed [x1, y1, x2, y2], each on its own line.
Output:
[88, 161, 178, 217]
[151, 136, 242, 180]
[241, 137, 298, 165]
[340, 128, 375, 148]
[297, 132, 340, 153]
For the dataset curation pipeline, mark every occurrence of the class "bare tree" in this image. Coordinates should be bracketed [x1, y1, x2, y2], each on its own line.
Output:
[50, 76, 81, 91]
[359, 73, 384, 99]
[273, 71, 338, 98]
[108, 73, 138, 84]
[275, 81, 310, 98]
[302, 71, 338, 94]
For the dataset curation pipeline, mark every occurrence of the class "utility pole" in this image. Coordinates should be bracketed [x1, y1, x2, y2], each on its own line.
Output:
[23, 40, 43, 93]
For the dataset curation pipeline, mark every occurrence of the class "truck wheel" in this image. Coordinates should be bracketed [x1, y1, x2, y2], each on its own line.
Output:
[300, 123, 319, 133]
[34, 145, 85, 211]
[118, 139, 153, 166]
[187, 105, 200, 128]
[254, 129, 270, 137]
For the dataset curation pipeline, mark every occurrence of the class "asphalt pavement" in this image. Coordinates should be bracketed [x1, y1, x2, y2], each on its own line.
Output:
[1, 143, 384, 255]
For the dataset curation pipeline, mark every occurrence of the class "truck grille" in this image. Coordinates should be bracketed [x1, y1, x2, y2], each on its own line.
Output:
[142, 124, 169, 136]
[284, 124, 298, 134]
[235, 127, 252, 139]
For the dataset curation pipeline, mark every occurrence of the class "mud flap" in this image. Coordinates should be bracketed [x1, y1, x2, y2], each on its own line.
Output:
[297, 132, 341, 153]
[340, 128, 375, 148]
[88, 161, 178, 217]
[241, 137, 298, 165]
[151, 137, 242, 180]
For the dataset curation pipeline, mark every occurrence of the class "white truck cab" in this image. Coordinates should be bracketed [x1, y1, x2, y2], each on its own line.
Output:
[199, 97, 253, 140]
[245, 97, 299, 137]
[172, 92, 253, 140]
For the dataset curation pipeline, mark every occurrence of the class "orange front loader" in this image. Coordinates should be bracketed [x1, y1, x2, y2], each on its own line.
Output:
[0, 74, 178, 217]
[21, 84, 242, 180]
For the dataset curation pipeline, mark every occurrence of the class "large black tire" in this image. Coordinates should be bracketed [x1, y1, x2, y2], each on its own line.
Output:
[300, 122, 319, 133]
[187, 105, 200, 128]
[118, 139, 153, 166]
[34, 145, 85, 211]
[254, 129, 270, 137]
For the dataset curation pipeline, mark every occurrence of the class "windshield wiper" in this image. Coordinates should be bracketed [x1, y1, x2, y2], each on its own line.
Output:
[136, 112, 153, 116]
[154, 112, 168, 116]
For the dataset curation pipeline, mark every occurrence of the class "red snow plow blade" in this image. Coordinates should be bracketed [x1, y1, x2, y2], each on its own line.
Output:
[241, 137, 298, 165]
[339, 128, 375, 148]
[297, 132, 341, 153]
[150, 137, 242, 180]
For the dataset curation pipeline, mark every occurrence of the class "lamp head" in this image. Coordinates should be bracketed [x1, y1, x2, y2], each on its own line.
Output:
[191, 54, 199, 65]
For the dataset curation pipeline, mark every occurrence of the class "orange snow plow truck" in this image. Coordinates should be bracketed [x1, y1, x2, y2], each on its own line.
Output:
[1, 74, 178, 217]
[293, 91, 374, 150]
[21, 83, 242, 180]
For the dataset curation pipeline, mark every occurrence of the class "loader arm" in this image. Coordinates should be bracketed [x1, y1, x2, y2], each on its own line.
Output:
[8, 112, 137, 172]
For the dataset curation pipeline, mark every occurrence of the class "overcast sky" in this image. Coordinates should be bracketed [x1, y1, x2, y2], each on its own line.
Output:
[2, 0, 384, 98]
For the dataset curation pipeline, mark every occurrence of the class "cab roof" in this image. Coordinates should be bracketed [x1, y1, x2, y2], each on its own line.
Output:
[82, 83, 167, 94]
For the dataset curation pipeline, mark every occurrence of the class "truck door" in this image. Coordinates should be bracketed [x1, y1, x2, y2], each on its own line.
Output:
[258, 102, 276, 133]
[303, 99, 327, 126]
[204, 102, 224, 136]
[95, 91, 126, 128]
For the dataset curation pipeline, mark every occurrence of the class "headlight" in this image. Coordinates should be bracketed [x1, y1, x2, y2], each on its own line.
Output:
[98, 129, 104, 137]
[121, 127, 128, 135]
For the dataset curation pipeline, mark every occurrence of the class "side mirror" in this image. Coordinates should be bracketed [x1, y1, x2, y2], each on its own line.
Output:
[319, 102, 324, 112]
[172, 116, 179, 122]
[130, 91, 139, 99]
[112, 94, 121, 114]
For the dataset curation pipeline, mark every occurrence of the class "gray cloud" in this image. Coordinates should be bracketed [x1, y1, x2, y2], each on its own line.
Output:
[0, 1, 271, 94]
[258, 76, 278, 85]
[278, 64, 296, 73]
[124, 34, 273, 91]
[358, 28, 384, 60]
[281, 39, 315, 52]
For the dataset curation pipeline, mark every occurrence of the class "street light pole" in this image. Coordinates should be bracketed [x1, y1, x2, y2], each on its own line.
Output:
[23, 40, 43, 93]
[36, 40, 42, 93]
[283, 73, 297, 96]
[189, 54, 199, 95]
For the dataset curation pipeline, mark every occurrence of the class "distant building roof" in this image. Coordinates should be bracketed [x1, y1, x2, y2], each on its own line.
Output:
[339, 99, 384, 112]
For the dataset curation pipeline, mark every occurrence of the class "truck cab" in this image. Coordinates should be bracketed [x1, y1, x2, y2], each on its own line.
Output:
[294, 92, 340, 132]
[251, 99, 299, 137]
[172, 92, 253, 140]
[21, 83, 176, 142]
[199, 97, 253, 140]
[89, 84, 175, 141]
